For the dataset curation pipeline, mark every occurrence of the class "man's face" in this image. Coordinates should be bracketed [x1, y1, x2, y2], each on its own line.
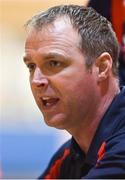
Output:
[24, 18, 99, 130]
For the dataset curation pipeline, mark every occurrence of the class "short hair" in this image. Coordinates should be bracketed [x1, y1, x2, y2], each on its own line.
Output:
[26, 5, 119, 76]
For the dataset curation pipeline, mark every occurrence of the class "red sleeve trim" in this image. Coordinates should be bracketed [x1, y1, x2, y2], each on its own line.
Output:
[96, 141, 106, 166]
[44, 148, 70, 179]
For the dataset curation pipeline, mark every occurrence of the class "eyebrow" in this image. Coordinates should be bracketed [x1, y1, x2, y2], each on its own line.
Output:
[23, 56, 30, 63]
[43, 52, 66, 60]
[23, 52, 68, 63]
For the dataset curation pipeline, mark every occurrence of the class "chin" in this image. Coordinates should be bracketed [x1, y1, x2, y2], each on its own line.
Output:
[44, 113, 67, 130]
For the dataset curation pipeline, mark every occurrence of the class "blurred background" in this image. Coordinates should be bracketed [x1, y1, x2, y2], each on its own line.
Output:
[1, 0, 88, 178]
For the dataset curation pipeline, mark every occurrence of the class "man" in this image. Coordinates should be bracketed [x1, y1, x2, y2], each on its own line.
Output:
[23, 5, 125, 178]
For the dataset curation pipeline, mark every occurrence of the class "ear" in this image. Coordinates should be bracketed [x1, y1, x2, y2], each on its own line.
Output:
[95, 52, 113, 83]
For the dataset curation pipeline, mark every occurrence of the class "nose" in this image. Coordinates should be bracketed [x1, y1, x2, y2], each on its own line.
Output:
[31, 67, 49, 88]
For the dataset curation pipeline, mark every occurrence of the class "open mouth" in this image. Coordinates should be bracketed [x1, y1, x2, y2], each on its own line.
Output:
[41, 97, 60, 108]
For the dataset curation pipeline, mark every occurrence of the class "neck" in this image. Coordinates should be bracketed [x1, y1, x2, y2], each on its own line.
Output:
[67, 78, 120, 154]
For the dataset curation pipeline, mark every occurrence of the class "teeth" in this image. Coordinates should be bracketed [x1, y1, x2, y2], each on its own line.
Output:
[42, 97, 50, 100]
[46, 102, 51, 106]
[41, 96, 59, 107]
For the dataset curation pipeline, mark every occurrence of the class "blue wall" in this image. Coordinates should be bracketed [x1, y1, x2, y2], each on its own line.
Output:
[2, 131, 61, 179]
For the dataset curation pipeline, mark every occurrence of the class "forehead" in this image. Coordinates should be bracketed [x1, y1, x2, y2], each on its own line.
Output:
[25, 17, 81, 50]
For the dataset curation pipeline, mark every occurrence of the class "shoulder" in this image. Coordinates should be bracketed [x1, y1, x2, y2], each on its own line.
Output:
[85, 126, 125, 179]
[39, 138, 72, 179]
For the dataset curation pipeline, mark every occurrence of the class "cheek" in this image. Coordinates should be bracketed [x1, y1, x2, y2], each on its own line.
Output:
[29, 77, 36, 96]
[61, 79, 85, 109]
[29, 81, 38, 103]
[63, 75, 96, 106]
[30, 81, 35, 96]
[65, 76, 86, 96]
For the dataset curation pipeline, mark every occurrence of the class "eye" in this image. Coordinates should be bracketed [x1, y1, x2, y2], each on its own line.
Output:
[27, 63, 36, 72]
[49, 60, 61, 67]
[43, 59, 68, 75]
